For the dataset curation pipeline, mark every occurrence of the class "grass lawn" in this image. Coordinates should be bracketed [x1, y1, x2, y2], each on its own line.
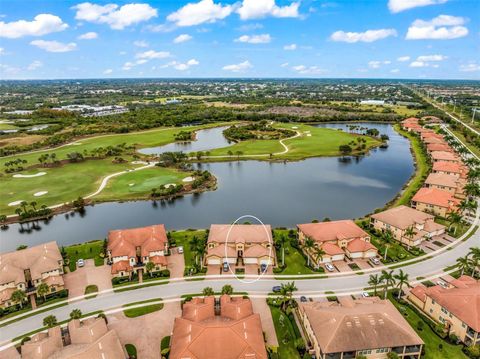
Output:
[0, 123, 19, 130]
[125, 344, 137, 358]
[273, 230, 316, 276]
[446, 127, 480, 158]
[123, 303, 164, 318]
[85, 284, 98, 295]
[170, 229, 207, 268]
[64, 240, 105, 271]
[269, 306, 302, 359]
[435, 218, 470, 238]
[208, 123, 381, 160]
[389, 295, 467, 359]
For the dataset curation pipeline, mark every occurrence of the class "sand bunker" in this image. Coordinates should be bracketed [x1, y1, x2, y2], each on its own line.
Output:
[307, 134, 312, 137]
[128, 183, 135, 187]
[164, 183, 175, 188]
[34, 191, 48, 197]
[292, 126, 298, 129]
[13, 172, 46, 178]
[182, 176, 194, 182]
[131, 161, 148, 165]
[8, 200, 24, 207]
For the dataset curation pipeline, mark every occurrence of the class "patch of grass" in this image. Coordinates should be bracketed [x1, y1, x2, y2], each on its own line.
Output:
[273, 230, 317, 276]
[125, 344, 137, 359]
[435, 218, 470, 239]
[161, 336, 171, 351]
[169, 229, 207, 271]
[123, 303, 164, 318]
[84, 284, 98, 299]
[269, 305, 302, 359]
[113, 280, 169, 292]
[123, 298, 163, 307]
[64, 240, 105, 272]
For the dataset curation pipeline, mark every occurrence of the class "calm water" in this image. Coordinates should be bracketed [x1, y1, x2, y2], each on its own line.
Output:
[0, 123, 414, 251]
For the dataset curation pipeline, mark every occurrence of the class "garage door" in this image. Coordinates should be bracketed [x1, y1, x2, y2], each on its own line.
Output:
[208, 258, 220, 265]
[244, 257, 258, 264]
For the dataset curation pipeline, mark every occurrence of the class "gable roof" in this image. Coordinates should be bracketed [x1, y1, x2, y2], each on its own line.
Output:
[371, 205, 435, 230]
[412, 188, 460, 209]
[297, 220, 368, 243]
[108, 224, 167, 258]
[208, 224, 272, 245]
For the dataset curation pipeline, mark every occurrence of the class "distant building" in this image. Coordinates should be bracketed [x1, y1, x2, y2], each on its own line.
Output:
[408, 276, 480, 346]
[299, 298, 423, 359]
[169, 295, 267, 359]
[360, 100, 385, 105]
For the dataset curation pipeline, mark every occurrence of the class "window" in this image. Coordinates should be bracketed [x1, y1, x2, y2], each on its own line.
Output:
[441, 307, 448, 315]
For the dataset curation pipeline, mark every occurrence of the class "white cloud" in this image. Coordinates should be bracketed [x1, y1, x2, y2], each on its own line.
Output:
[397, 56, 410, 62]
[292, 65, 325, 75]
[388, 0, 447, 13]
[406, 15, 468, 40]
[283, 43, 297, 50]
[390, 68, 400, 73]
[103, 68, 113, 74]
[27, 60, 43, 70]
[78, 31, 98, 40]
[330, 28, 397, 43]
[409, 54, 446, 67]
[237, 0, 300, 20]
[222, 60, 252, 72]
[0, 48, 4, 55]
[235, 34, 271, 44]
[122, 61, 134, 70]
[236, 23, 263, 31]
[164, 58, 200, 70]
[133, 40, 148, 47]
[30, 40, 77, 52]
[280, 62, 289, 67]
[174, 34, 193, 43]
[136, 50, 171, 60]
[73, 2, 157, 30]
[167, 0, 234, 27]
[383, 60, 391, 65]
[0, 14, 68, 39]
[368, 61, 382, 69]
[459, 63, 480, 72]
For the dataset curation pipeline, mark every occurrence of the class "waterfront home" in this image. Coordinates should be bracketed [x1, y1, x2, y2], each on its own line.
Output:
[169, 295, 267, 359]
[408, 276, 480, 346]
[420, 131, 443, 141]
[423, 137, 447, 145]
[371, 205, 445, 247]
[421, 115, 442, 123]
[204, 224, 275, 270]
[433, 161, 468, 179]
[0, 242, 64, 308]
[424, 173, 466, 199]
[411, 187, 460, 217]
[430, 151, 460, 163]
[426, 143, 453, 153]
[21, 317, 126, 358]
[299, 298, 423, 359]
[297, 220, 377, 265]
[107, 224, 169, 278]
[402, 122, 422, 132]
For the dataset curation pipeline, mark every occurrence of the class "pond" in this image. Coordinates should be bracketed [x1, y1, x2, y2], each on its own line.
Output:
[0, 123, 414, 251]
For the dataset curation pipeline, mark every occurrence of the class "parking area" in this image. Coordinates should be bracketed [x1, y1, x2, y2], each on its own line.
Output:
[420, 234, 455, 253]
[64, 259, 112, 299]
[167, 249, 185, 279]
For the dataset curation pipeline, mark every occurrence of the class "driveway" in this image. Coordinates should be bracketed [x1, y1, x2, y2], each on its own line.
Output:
[0, 347, 20, 359]
[168, 251, 185, 279]
[250, 298, 278, 347]
[107, 302, 181, 359]
[64, 259, 112, 299]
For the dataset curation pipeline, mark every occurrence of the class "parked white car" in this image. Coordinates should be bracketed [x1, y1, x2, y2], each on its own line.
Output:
[77, 259, 85, 268]
[177, 246, 184, 254]
[370, 257, 381, 265]
[325, 263, 335, 272]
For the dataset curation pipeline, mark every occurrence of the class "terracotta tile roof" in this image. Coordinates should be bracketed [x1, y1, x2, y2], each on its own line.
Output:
[321, 242, 345, 256]
[170, 295, 267, 359]
[300, 299, 423, 354]
[421, 116, 442, 123]
[402, 117, 420, 124]
[208, 224, 272, 245]
[150, 255, 168, 266]
[425, 173, 464, 189]
[430, 151, 460, 162]
[412, 188, 460, 209]
[206, 244, 237, 259]
[423, 137, 447, 144]
[110, 260, 131, 275]
[371, 205, 435, 230]
[0, 241, 62, 286]
[409, 284, 428, 302]
[108, 224, 167, 258]
[220, 295, 255, 321]
[22, 327, 63, 359]
[346, 238, 377, 253]
[297, 220, 369, 243]
[43, 275, 64, 287]
[433, 161, 468, 176]
[243, 244, 273, 258]
[403, 123, 422, 129]
[421, 132, 443, 140]
[68, 318, 108, 345]
[182, 297, 216, 322]
[427, 143, 453, 152]
[0, 288, 16, 303]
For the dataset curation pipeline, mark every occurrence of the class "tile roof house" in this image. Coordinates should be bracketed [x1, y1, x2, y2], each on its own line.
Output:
[297, 220, 377, 265]
[430, 151, 460, 163]
[107, 225, 168, 278]
[169, 295, 267, 359]
[205, 224, 275, 269]
[423, 137, 447, 145]
[21, 317, 127, 358]
[0, 242, 64, 308]
[408, 276, 480, 346]
[371, 205, 445, 247]
[411, 187, 460, 217]
[424, 173, 466, 199]
[420, 131, 444, 141]
[299, 298, 423, 359]
[432, 161, 469, 179]
[426, 143, 453, 153]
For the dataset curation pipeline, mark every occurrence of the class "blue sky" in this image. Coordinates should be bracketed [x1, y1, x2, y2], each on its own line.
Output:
[0, 0, 479, 79]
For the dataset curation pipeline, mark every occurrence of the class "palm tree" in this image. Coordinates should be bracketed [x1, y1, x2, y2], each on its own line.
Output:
[468, 247, 480, 277]
[197, 244, 206, 269]
[465, 183, 480, 199]
[43, 315, 57, 328]
[20, 201, 28, 214]
[446, 212, 463, 235]
[394, 270, 410, 299]
[279, 281, 297, 311]
[30, 201, 37, 212]
[314, 246, 326, 268]
[202, 287, 214, 296]
[404, 226, 416, 249]
[70, 309, 82, 320]
[11, 289, 26, 308]
[145, 261, 155, 277]
[36, 282, 50, 302]
[456, 256, 471, 277]
[277, 235, 287, 267]
[382, 230, 394, 244]
[189, 236, 201, 266]
[368, 274, 381, 296]
[380, 270, 396, 299]
[221, 284, 233, 295]
[303, 237, 315, 267]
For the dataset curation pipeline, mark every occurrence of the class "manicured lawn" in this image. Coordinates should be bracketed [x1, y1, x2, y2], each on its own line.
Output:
[64, 240, 105, 271]
[435, 218, 470, 238]
[269, 305, 302, 359]
[389, 295, 467, 359]
[123, 303, 164, 318]
[169, 229, 207, 268]
[273, 230, 316, 276]
[125, 344, 137, 358]
[85, 285, 98, 295]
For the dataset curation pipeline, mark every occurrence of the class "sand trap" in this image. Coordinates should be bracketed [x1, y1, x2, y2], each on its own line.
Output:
[182, 176, 194, 182]
[307, 134, 312, 137]
[68, 142, 82, 146]
[128, 183, 135, 187]
[34, 191, 48, 197]
[8, 200, 24, 207]
[13, 172, 46, 178]
[131, 161, 148, 165]
[292, 126, 298, 129]
[164, 183, 175, 188]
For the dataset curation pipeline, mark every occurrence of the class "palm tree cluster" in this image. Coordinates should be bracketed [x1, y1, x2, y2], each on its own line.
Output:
[189, 235, 207, 272]
[368, 269, 410, 299]
[4, 158, 28, 173]
[456, 247, 480, 278]
[278, 282, 298, 311]
[14, 201, 51, 221]
[37, 153, 58, 167]
[302, 237, 326, 269]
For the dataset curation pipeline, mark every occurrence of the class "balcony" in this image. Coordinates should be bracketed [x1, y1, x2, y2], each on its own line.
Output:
[405, 345, 422, 353]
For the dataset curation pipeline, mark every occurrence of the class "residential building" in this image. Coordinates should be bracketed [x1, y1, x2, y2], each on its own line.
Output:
[430, 151, 460, 163]
[408, 276, 480, 346]
[297, 220, 377, 265]
[432, 161, 468, 179]
[426, 143, 452, 153]
[21, 317, 127, 358]
[299, 298, 423, 359]
[371, 205, 445, 247]
[420, 131, 443, 141]
[423, 137, 447, 145]
[0, 242, 64, 308]
[204, 224, 275, 269]
[169, 295, 267, 359]
[424, 173, 466, 199]
[107, 224, 169, 278]
[411, 187, 460, 217]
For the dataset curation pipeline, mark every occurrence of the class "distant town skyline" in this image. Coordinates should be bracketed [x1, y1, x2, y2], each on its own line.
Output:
[1, 0, 479, 80]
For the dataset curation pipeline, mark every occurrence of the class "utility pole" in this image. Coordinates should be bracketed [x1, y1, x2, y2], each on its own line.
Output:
[473, 108, 478, 124]
[453, 99, 457, 113]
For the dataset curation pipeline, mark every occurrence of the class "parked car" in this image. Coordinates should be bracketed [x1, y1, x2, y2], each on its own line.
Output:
[260, 263, 267, 273]
[361, 292, 370, 298]
[370, 257, 381, 265]
[437, 280, 448, 288]
[272, 286, 281, 293]
[223, 262, 230, 272]
[77, 259, 85, 268]
[177, 246, 184, 254]
[325, 263, 335, 272]
[300, 296, 307, 302]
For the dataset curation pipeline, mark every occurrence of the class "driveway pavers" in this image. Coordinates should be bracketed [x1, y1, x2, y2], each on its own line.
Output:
[64, 259, 112, 299]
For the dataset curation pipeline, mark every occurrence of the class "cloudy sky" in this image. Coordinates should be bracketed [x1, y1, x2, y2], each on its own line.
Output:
[0, 0, 479, 79]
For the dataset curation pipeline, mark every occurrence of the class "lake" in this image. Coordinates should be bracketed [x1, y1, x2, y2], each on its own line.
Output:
[0, 123, 414, 251]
